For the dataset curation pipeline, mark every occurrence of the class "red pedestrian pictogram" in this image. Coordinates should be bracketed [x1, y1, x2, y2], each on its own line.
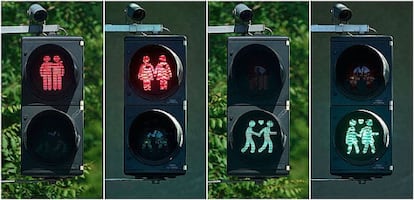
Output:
[154, 55, 172, 91]
[137, 55, 155, 91]
[40, 55, 65, 91]
[52, 55, 64, 90]
[40, 55, 53, 90]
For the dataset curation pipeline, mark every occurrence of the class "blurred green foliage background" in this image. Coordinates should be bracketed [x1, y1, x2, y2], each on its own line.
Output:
[208, 2, 309, 198]
[1, 2, 102, 198]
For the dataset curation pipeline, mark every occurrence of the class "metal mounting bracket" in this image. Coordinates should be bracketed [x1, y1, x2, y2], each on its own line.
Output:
[1, 25, 60, 34]
[311, 24, 370, 34]
[208, 24, 266, 34]
[105, 24, 163, 34]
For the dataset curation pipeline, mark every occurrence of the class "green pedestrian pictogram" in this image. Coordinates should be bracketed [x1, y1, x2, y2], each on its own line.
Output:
[241, 120, 278, 154]
[345, 119, 360, 154]
[344, 118, 379, 155]
[360, 119, 379, 154]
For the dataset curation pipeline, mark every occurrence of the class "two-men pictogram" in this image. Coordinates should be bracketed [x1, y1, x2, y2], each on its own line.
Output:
[40, 55, 65, 91]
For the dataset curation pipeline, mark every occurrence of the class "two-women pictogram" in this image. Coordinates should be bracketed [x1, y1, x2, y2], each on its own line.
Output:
[345, 118, 379, 155]
[137, 54, 172, 91]
[348, 65, 376, 88]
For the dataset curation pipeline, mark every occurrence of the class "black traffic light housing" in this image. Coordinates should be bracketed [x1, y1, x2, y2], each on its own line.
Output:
[227, 36, 290, 178]
[330, 35, 393, 178]
[21, 36, 84, 177]
[124, 35, 187, 179]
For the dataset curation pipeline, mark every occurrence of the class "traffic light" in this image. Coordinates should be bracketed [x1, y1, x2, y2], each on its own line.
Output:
[124, 35, 187, 179]
[330, 35, 393, 178]
[21, 36, 84, 177]
[227, 36, 290, 178]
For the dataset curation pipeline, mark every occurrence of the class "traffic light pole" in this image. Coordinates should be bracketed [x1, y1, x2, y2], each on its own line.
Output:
[1, 178, 62, 184]
[106, 178, 162, 184]
[208, 178, 266, 185]
[312, 177, 372, 184]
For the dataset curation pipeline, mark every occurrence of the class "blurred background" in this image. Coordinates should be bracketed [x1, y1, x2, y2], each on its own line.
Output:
[1, 2, 103, 198]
